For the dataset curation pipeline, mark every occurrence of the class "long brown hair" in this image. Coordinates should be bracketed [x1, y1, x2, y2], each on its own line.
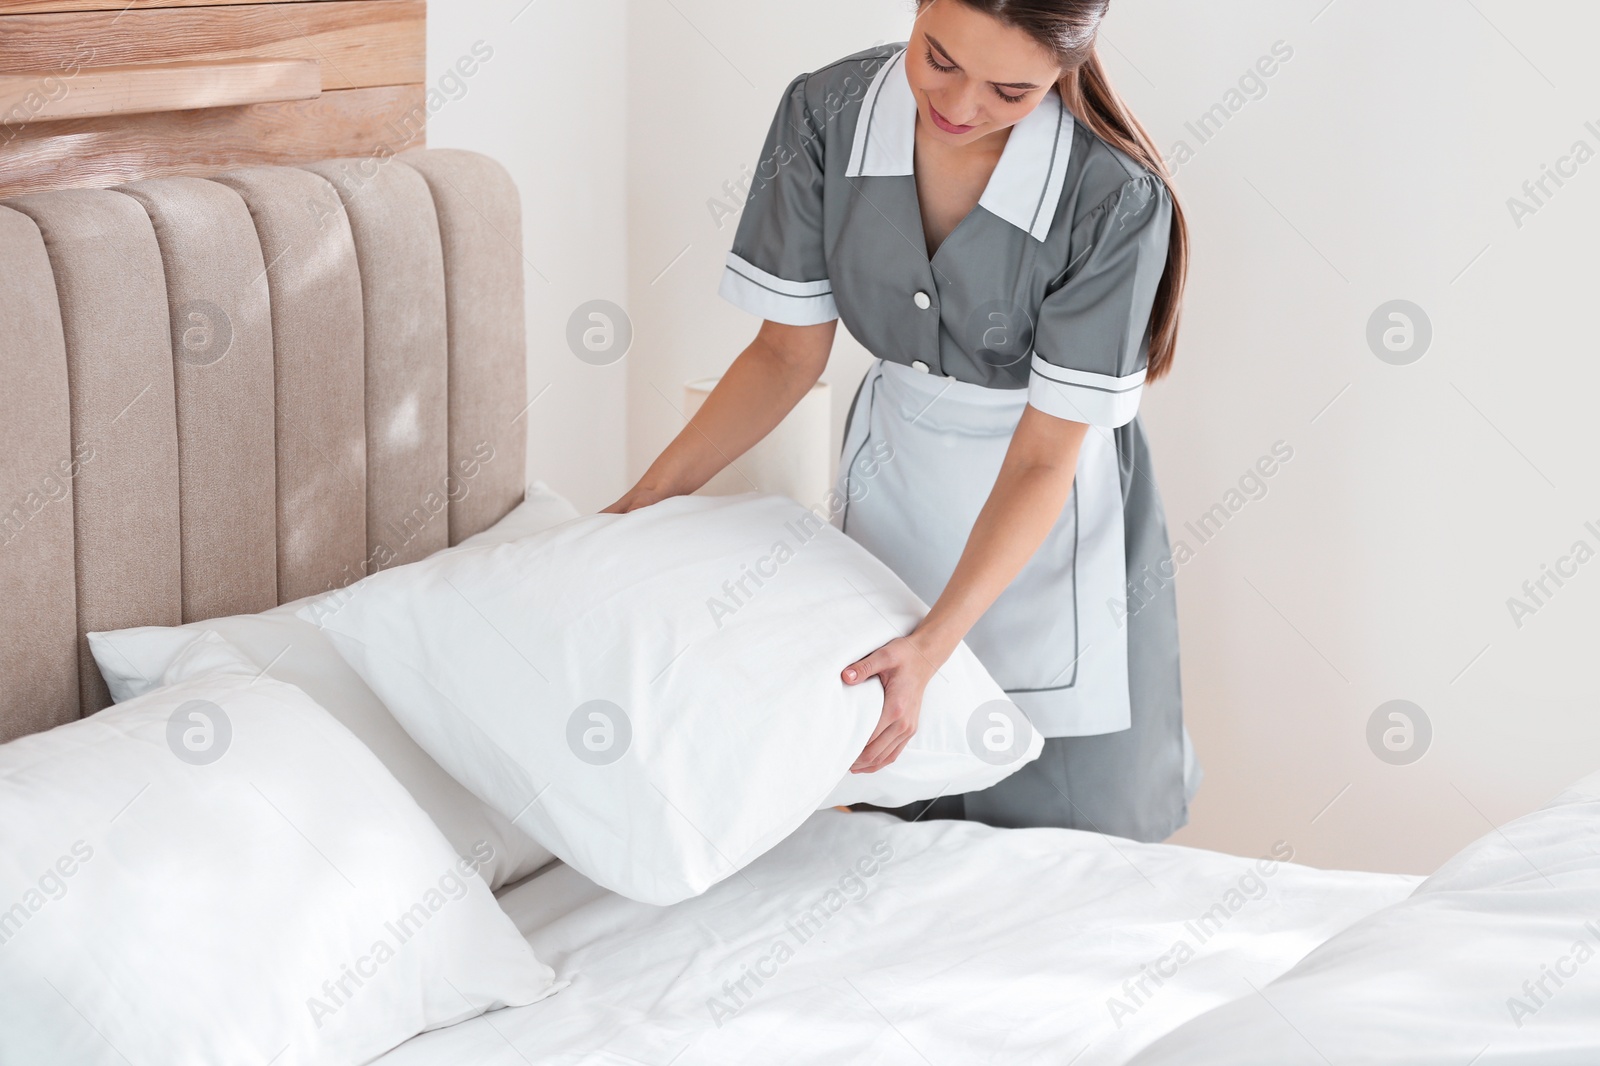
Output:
[920, 0, 1188, 380]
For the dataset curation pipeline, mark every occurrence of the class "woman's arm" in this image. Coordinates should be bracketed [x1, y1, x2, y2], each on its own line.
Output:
[842, 404, 1090, 772]
[603, 318, 838, 513]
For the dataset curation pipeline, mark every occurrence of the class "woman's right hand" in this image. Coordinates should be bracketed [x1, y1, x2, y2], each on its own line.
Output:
[600, 483, 673, 514]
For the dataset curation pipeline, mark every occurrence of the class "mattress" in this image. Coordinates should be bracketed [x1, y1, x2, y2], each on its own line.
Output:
[376, 810, 1418, 1065]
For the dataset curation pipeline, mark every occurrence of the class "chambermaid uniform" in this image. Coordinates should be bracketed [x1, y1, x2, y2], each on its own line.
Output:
[718, 43, 1199, 842]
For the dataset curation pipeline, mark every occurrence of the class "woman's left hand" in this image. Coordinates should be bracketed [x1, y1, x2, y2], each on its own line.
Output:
[840, 632, 946, 773]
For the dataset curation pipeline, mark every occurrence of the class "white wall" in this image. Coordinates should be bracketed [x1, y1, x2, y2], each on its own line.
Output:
[452, 0, 1600, 875]
[1106, 0, 1600, 872]
[624, 0, 913, 488]
[427, 0, 630, 514]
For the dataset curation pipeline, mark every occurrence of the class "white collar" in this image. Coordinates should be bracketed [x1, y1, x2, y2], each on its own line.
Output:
[845, 45, 1076, 243]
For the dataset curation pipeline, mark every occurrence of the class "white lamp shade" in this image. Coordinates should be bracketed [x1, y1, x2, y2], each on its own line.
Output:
[684, 378, 832, 507]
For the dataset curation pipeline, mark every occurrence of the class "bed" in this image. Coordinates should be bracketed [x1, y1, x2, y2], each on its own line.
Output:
[380, 810, 1417, 1065]
[1, 150, 1595, 1066]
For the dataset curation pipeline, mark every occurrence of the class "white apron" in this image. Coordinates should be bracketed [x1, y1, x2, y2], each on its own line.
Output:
[833, 358, 1133, 738]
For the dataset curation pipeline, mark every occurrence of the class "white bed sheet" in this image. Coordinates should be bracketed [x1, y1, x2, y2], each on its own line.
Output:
[375, 811, 1417, 1065]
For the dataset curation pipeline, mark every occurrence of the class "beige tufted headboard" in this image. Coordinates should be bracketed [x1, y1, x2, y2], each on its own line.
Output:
[0, 148, 528, 742]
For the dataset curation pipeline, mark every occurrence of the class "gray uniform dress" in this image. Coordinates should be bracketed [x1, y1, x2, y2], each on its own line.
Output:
[718, 43, 1199, 842]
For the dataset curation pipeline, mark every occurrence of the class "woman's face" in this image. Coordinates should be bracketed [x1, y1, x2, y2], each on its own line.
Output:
[907, 1, 1064, 147]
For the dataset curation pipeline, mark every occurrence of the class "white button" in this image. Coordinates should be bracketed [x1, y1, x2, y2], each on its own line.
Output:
[911, 360, 930, 373]
[913, 291, 932, 310]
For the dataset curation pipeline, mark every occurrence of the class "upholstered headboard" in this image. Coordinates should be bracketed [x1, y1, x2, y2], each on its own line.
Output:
[0, 148, 528, 742]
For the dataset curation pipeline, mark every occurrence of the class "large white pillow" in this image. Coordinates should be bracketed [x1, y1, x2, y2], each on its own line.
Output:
[301, 492, 1042, 905]
[86, 482, 581, 891]
[0, 634, 560, 1066]
[1127, 770, 1600, 1065]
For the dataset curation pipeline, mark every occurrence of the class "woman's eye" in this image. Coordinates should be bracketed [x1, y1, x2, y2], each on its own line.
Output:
[923, 48, 958, 74]
[995, 88, 1028, 104]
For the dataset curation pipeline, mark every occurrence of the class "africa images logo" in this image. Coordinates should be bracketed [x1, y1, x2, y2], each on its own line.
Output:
[705, 440, 894, 630]
[304, 842, 497, 1028]
[706, 839, 895, 1027]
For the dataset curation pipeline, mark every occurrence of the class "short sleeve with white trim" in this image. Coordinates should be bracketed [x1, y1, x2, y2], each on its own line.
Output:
[1026, 173, 1172, 428]
[718, 73, 840, 326]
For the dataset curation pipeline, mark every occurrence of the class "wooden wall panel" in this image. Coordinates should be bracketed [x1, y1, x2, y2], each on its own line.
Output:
[0, 0, 424, 92]
[0, 85, 426, 198]
[0, 58, 322, 122]
[1, 1, 326, 11]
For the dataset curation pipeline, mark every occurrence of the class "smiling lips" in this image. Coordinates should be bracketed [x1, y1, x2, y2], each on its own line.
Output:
[928, 104, 976, 135]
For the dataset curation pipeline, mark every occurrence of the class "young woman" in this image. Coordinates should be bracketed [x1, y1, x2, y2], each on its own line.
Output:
[606, 0, 1197, 842]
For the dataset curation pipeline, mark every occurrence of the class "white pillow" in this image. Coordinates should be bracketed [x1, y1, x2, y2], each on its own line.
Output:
[1127, 770, 1600, 1065]
[86, 482, 581, 891]
[456, 480, 584, 547]
[301, 492, 1041, 905]
[0, 635, 560, 1066]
